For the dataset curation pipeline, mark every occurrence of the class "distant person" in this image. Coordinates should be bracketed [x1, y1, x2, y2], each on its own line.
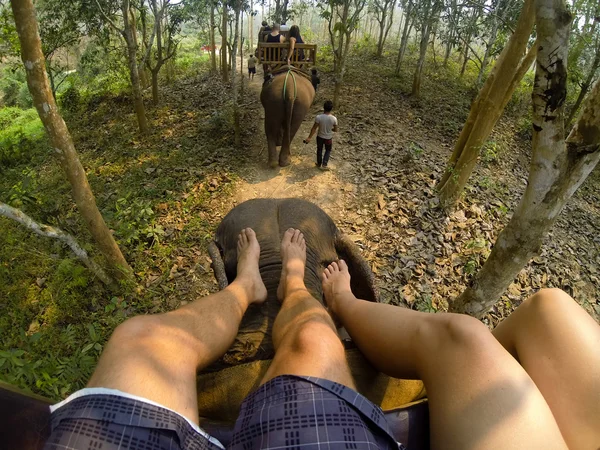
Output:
[304, 100, 338, 170]
[311, 68, 320, 92]
[280, 22, 290, 32]
[258, 20, 271, 47]
[287, 25, 305, 65]
[247, 54, 257, 79]
[264, 24, 285, 79]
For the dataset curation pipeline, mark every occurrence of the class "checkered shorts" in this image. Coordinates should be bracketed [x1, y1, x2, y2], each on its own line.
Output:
[44, 375, 405, 450]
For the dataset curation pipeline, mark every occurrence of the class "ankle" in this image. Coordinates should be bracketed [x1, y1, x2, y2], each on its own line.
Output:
[224, 281, 252, 308]
[330, 290, 357, 317]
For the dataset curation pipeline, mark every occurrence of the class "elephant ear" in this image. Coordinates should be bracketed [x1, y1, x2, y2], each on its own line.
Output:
[208, 240, 229, 290]
[334, 233, 379, 302]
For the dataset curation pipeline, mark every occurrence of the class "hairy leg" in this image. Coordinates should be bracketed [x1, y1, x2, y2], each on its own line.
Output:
[323, 260, 568, 450]
[261, 229, 354, 388]
[88, 228, 267, 424]
[492, 288, 600, 450]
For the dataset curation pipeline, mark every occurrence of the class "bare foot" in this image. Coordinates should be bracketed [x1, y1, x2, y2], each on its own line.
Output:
[276, 228, 306, 301]
[234, 228, 267, 305]
[322, 260, 355, 316]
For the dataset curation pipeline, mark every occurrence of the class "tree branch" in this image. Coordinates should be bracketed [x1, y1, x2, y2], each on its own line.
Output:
[94, 0, 123, 34]
[0, 202, 113, 285]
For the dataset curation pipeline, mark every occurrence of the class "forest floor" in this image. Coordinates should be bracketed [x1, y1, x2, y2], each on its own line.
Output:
[1, 53, 599, 398]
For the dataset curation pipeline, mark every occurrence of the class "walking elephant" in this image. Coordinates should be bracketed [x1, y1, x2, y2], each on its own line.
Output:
[260, 69, 315, 167]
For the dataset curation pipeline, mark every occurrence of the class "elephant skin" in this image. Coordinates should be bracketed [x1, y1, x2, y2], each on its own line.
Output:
[260, 71, 315, 167]
[207, 198, 377, 371]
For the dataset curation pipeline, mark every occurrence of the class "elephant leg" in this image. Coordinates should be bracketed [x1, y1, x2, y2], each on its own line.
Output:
[265, 119, 280, 168]
[280, 103, 310, 167]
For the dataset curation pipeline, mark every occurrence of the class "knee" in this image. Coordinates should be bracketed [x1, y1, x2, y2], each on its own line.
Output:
[288, 319, 343, 357]
[424, 313, 493, 352]
[109, 315, 164, 351]
[527, 288, 575, 311]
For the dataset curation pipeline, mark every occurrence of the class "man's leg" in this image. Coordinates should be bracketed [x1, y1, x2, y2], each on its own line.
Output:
[492, 289, 600, 449]
[323, 260, 568, 450]
[88, 228, 267, 424]
[316, 137, 323, 167]
[262, 229, 354, 388]
[322, 140, 332, 167]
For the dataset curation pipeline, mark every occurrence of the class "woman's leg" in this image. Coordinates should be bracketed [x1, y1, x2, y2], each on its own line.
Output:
[492, 288, 600, 449]
[322, 260, 568, 450]
[88, 228, 267, 424]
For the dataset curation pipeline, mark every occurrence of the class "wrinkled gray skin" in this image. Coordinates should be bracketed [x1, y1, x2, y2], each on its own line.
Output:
[260, 73, 315, 168]
[208, 198, 377, 368]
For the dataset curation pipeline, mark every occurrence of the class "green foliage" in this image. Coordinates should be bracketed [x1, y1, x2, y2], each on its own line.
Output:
[0, 107, 45, 168]
[0, 67, 33, 108]
[480, 140, 499, 165]
[113, 197, 165, 247]
[416, 294, 437, 313]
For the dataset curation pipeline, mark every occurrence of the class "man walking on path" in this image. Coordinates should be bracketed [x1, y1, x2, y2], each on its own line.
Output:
[304, 100, 338, 170]
[247, 54, 257, 80]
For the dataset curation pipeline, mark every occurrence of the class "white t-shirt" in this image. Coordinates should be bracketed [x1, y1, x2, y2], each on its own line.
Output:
[315, 114, 338, 139]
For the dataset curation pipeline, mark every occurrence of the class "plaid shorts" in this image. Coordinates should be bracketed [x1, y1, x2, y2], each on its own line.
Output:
[44, 375, 405, 450]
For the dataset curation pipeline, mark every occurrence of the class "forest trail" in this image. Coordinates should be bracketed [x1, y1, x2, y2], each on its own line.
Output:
[230, 74, 358, 225]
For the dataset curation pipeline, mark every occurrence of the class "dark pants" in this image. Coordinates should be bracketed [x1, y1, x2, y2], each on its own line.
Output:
[316, 136, 332, 167]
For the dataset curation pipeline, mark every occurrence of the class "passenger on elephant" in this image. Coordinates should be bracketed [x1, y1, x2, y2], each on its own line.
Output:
[43, 226, 600, 450]
[263, 24, 285, 80]
[305, 100, 338, 170]
[286, 25, 305, 66]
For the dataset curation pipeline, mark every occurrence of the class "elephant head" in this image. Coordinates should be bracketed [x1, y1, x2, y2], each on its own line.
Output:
[207, 198, 378, 369]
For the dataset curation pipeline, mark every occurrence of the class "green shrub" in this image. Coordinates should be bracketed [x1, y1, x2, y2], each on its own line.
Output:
[0, 107, 45, 168]
[113, 197, 165, 247]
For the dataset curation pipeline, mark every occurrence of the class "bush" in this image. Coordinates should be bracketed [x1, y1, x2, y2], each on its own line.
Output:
[0, 67, 33, 108]
[0, 107, 45, 168]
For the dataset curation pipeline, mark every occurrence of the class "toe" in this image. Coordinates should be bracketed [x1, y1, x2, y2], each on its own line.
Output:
[283, 228, 294, 244]
[292, 229, 301, 243]
[246, 228, 256, 241]
[331, 261, 339, 272]
[339, 259, 348, 271]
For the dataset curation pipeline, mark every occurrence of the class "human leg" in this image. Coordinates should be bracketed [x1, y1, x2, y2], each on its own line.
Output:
[323, 261, 568, 450]
[492, 288, 600, 449]
[316, 136, 324, 166]
[322, 139, 332, 167]
[88, 228, 267, 423]
[262, 229, 355, 388]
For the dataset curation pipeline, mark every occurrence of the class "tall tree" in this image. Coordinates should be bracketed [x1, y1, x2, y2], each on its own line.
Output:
[210, 2, 217, 72]
[10, 0, 132, 279]
[451, 0, 600, 318]
[394, 0, 414, 74]
[321, 0, 367, 108]
[93, 0, 149, 133]
[221, 2, 229, 81]
[436, 0, 536, 206]
[146, 0, 183, 105]
[373, 0, 396, 57]
[411, 0, 442, 97]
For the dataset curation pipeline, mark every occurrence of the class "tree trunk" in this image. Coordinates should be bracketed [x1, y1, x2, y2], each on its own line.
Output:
[412, 9, 432, 97]
[221, 4, 228, 82]
[249, 0, 254, 52]
[450, 0, 600, 318]
[122, 1, 149, 132]
[151, 69, 159, 105]
[10, 0, 132, 279]
[566, 43, 600, 126]
[233, 5, 241, 147]
[210, 4, 217, 73]
[459, 42, 469, 76]
[395, 3, 413, 75]
[476, 7, 501, 86]
[437, 0, 536, 206]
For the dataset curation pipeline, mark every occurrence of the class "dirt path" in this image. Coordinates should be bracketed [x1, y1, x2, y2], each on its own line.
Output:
[231, 76, 358, 224]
